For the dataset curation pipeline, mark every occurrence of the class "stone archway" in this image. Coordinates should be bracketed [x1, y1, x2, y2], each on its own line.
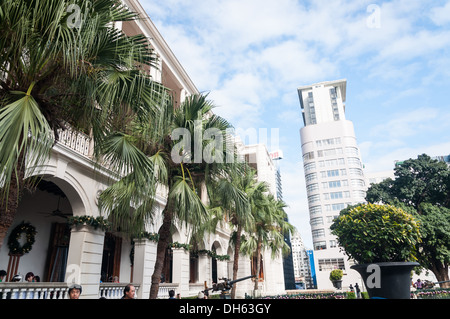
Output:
[211, 241, 223, 284]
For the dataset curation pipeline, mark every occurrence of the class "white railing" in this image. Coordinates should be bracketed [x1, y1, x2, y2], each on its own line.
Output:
[0, 283, 70, 299]
[158, 283, 179, 299]
[98, 283, 140, 299]
[0, 283, 141, 299]
[57, 127, 92, 157]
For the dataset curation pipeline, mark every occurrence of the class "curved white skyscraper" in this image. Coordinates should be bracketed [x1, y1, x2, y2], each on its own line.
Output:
[298, 79, 366, 290]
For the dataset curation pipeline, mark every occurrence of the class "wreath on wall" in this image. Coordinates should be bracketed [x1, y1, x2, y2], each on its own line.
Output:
[7, 221, 37, 256]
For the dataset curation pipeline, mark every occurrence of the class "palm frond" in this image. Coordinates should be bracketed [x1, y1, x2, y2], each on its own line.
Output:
[0, 90, 53, 201]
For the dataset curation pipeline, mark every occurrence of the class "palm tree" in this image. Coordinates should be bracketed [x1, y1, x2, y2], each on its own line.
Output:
[212, 167, 270, 298]
[98, 93, 241, 299]
[0, 0, 169, 249]
[241, 194, 295, 292]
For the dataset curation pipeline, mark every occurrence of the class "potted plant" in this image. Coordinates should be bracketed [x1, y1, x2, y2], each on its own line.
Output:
[329, 269, 343, 289]
[330, 203, 421, 299]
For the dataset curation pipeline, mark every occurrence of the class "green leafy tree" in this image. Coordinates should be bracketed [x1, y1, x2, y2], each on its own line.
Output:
[0, 0, 166, 249]
[366, 154, 450, 287]
[330, 203, 421, 264]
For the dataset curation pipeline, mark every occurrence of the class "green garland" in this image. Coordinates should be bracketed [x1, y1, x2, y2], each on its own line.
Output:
[135, 231, 159, 243]
[169, 242, 192, 250]
[7, 221, 37, 255]
[169, 242, 230, 261]
[67, 215, 110, 231]
[197, 249, 231, 261]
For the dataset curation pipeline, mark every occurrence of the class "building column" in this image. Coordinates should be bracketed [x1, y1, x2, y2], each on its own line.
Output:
[234, 254, 252, 298]
[172, 248, 190, 296]
[198, 253, 210, 287]
[65, 225, 105, 299]
[132, 239, 158, 299]
[217, 260, 228, 280]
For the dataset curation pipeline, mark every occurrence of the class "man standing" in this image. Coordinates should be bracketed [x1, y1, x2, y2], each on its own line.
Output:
[121, 284, 136, 299]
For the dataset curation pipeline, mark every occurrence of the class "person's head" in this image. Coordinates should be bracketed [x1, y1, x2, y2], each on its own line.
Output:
[123, 284, 135, 299]
[25, 272, 34, 282]
[68, 284, 82, 299]
[0, 270, 7, 281]
[169, 290, 175, 298]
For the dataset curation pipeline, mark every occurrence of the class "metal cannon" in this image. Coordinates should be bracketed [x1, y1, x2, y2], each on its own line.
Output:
[202, 275, 256, 299]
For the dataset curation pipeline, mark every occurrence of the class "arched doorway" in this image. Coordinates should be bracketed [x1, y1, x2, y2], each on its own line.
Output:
[161, 236, 173, 283]
[0, 178, 77, 282]
[101, 232, 122, 282]
[251, 253, 264, 281]
[211, 241, 222, 284]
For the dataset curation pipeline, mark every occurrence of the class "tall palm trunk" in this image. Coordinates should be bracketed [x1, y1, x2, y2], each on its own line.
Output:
[149, 207, 173, 299]
[253, 237, 262, 292]
[0, 153, 26, 251]
[231, 224, 242, 299]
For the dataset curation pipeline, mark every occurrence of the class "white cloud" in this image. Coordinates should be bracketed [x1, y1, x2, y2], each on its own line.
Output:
[140, 0, 450, 248]
[430, 1, 450, 26]
[369, 107, 439, 140]
[363, 141, 450, 173]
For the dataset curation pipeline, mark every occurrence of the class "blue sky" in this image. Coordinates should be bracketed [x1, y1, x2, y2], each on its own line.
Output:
[140, 0, 450, 248]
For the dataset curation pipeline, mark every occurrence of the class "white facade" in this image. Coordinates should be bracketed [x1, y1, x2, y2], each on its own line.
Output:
[0, 0, 286, 299]
[298, 80, 366, 290]
[290, 232, 312, 288]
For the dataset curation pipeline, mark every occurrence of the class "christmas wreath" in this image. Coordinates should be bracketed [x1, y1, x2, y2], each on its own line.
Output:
[7, 221, 37, 255]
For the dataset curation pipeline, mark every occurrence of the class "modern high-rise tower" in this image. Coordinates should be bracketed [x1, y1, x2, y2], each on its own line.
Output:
[298, 79, 366, 290]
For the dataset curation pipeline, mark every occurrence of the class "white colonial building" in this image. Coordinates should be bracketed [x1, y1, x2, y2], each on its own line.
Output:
[0, 0, 285, 299]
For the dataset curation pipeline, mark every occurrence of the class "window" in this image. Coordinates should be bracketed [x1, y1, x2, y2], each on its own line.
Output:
[345, 147, 359, 156]
[329, 181, 341, 188]
[347, 157, 362, 167]
[310, 205, 322, 215]
[305, 172, 317, 182]
[303, 151, 315, 161]
[332, 203, 346, 211]
[327, 169, 339, 177]
[304, 162, 316, 172]
[351, 179, 365, 187]
[308, 194, 320, 204]
[326, 215, 338, 223]
[251, 253, 264, 280]
[353, 190, 366, 198]
[312, 229, 326, 239]
[320, 159, 344, 167]
[306, 183, 319, 193]
[349, 168, 363, 176]
[329, 240, 338, 248]
[330, 192, 343, 199]
[318, 258, 345, 271]
[310, 217, 324, 227]
[314, 241, 327, 250]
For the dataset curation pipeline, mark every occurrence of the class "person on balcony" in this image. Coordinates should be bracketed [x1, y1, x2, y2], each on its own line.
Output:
[0, 270, 6, 282]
